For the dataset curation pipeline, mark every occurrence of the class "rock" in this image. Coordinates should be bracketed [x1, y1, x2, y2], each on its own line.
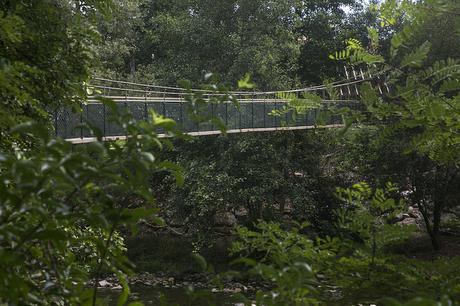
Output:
[283, 199, 293, 214]
[98, 280, 111, 288]
[294, 172, 304, 177]
[214, 212, 237, 227]
[234, 207, 248, 217]
[398, 218, 418, 226]
[402, 213, 411, 219]
[409, 207, 421, 218]
[211, 288, 219, 293]
[214, 226, 234, 234]
[394, 213, 405, 222]
[112, 285, 123, 290]
[169, 218, 185, 227]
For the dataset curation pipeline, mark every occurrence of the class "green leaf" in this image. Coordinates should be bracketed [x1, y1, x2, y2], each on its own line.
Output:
[429, 102, 445, 118]
[191, 253, 207, 271]
[440, 79, 460, 93]
[33, 230, 67, 241]
[117, 277, 130, 306]
[100, 97, 118, 113]
[401, 41, 431, 68]
[10, 121, 49, 142]
[123, 207, 157, 220]
[158, 161, 184, 187]
[238, 74, 255, 89]
[368, 27, 379, 49]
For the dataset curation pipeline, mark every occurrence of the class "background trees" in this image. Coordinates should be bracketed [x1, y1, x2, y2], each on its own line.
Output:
[335, 0, 460, 250]
[0, 0, 114, 149]
[96, 0, 365, 88]
[155, 130, 343, 236]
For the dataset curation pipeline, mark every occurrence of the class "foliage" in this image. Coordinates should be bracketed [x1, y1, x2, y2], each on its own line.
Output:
[230, 222, 337, 305]
[3, 0, 460, 305]
[330, 182, 417, 303]
[96, 0, 366, 87]
[132, 0, 302, 89]
[331, 0, 460, 250]
[269, 92, 323, 122]
[94, 0, 143, 78]
[0, 0, 116, 150]
[0, 102, 183, 305]
[230, 183, 459, 305]
[335, 182, 414, 252]
[155, 129, 343, 236]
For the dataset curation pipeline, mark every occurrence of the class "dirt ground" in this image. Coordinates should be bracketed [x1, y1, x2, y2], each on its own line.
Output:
[392, 231, 460, 260]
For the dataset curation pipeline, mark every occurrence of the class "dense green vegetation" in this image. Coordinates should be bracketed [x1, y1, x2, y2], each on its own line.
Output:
[1, 0, 460, 305]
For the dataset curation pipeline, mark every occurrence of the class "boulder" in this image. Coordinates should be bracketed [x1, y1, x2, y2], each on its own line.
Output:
[398, 218, 418, 226]
[98, 280, 111, 288]
[214, 212, 237, 227]
[234, 207, 249, 217]
[283, 200, 293, 214]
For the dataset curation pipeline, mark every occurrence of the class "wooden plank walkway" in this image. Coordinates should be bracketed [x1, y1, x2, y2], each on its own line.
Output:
[65, 124, 344, 144]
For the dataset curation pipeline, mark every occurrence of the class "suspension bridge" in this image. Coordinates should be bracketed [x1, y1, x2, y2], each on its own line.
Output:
[55, 67, 388, 144]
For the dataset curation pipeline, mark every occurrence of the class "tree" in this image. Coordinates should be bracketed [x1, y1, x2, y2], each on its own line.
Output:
[135, 0, 302, 89]
[296, 0, 363, 84]
[0, 1, 190, 303]
[95, 0, 144, 79]
[154, 129, 343, 237]
[336, 0, 460, 250]
[0, 102, 185, 304]
[96, 0, 362, 89]
[0, 0, 113, 149]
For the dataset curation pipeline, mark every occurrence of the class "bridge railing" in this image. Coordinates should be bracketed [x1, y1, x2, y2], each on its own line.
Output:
[54, 77, 372, 142]
[54, 100, 350, 140]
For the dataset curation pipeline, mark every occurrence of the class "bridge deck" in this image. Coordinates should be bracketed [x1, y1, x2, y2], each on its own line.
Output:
[64, 124, 345, 144]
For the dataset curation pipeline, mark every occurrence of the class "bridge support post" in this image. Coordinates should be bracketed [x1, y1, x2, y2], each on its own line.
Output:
[263, 99, 266, 128]
[251, 96, 254, 128]
[284, 102, 288, 125]
[103, 103, 106, 137]
[239, 104, 242, 130]
[179, 94, 184, 129]
[80, 103, 83, 139]
[225, 103, 228, 126]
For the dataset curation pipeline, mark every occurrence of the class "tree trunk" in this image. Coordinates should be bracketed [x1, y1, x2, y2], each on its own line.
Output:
[431, 200, 443, 250]
[279, 197, 285, 216]
[418, 200, 442, 251]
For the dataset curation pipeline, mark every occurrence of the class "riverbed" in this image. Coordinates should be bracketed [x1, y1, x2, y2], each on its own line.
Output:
[101, 287, 237, 306]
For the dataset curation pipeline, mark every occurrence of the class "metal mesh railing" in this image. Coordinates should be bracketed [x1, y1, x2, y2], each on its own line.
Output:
[54, 99, 354, 140]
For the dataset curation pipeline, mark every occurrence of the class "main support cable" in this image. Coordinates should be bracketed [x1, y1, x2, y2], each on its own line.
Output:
[91, 67, 390, 97]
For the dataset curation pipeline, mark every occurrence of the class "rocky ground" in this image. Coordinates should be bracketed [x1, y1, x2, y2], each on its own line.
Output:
[394, 205, 423, 226]
[95, 271, 265, 294]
